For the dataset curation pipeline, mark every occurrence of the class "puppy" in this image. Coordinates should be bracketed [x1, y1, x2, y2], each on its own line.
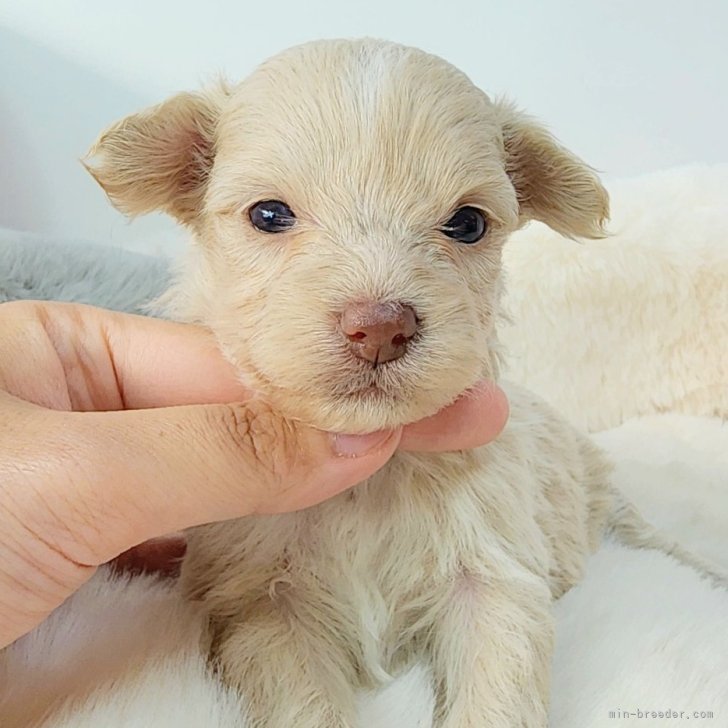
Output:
[86, 38, 617, 728]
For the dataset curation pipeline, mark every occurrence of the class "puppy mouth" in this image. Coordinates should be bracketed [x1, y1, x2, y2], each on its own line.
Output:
[336, 355, 411, 394]
[338, 375, 396, 397]
[344, 382, 397, 400]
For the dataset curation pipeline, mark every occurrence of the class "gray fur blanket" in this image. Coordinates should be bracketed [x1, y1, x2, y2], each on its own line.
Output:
[0, 227, 168, 312]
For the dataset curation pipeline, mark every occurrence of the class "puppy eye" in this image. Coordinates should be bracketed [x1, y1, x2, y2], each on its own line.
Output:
[249, 200, 296, 233]
[440, 206, 487, 244]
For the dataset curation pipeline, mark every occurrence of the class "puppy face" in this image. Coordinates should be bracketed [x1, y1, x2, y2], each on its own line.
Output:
[87, 39, 608, 432]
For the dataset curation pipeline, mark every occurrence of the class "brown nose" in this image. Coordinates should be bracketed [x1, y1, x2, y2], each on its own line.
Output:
[340, 301, 418, 364]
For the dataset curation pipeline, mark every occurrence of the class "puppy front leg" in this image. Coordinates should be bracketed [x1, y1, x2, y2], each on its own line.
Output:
[429, 569, 553, 728]
[213, 609, 358, 728]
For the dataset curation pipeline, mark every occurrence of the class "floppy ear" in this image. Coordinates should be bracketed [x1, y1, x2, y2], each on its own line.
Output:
[495, 100, 609, 238]
[83, 87, 226, 224]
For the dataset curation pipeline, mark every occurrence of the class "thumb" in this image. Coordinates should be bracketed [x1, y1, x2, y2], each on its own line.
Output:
[33, 400, 401, 568]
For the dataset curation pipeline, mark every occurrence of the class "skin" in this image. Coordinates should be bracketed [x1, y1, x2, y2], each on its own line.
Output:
[0, 300, 509, 649]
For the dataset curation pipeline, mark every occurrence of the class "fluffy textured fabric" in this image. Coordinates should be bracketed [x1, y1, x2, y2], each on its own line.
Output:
[0, 573, 248, 728]
[0, 165, 726, 726]
[501, 164, 728, 433]
[0, 227, 169, 312]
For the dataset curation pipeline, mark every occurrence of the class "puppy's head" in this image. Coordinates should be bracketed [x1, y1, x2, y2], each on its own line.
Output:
[86, 39, 608, 432]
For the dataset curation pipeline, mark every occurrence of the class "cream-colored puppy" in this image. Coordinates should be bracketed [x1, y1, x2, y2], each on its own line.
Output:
[87, 39, 618, 728]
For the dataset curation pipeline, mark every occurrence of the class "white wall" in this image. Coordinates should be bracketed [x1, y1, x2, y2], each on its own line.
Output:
[1, 0, 726, 248]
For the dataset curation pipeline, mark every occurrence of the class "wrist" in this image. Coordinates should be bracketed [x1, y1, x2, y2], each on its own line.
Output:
[0, 442, 97, 647]
[0, 400, 142, 571]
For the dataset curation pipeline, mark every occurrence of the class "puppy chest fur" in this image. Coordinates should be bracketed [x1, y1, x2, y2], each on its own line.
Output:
[181, 387, 612, 727]
[87, 38, 613, 728]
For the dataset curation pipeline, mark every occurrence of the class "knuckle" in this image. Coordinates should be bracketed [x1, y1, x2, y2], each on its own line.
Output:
[215, 402, 301, 486]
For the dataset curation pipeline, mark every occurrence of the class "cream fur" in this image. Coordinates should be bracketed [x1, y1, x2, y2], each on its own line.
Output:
[180, 388, 612, 727]
[75, 39, 687, 728]
[10, 38, 717, 728]
[0, 162, 725, 724]
[86, 39, 608, 435]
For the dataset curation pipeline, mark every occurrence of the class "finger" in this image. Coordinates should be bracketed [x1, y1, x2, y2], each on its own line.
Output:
[0, 301, 248, 411]
[21, 401, 401, 568]
[102, 307, 250, 408]
[399, 380, 509, 452]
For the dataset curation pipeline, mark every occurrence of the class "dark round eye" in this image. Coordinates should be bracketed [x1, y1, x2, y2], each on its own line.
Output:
[440, 206, 487, 244]
[249, 200, 296, 233]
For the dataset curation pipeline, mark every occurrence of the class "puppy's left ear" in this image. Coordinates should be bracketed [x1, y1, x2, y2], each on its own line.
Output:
[494, 100, 609, 238]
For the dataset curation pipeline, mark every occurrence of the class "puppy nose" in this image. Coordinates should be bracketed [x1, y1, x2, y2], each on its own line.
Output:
[340, 301, 418, 364]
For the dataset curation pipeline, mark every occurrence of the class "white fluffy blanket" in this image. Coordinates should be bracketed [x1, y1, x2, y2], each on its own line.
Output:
[1, 166, 726, 727]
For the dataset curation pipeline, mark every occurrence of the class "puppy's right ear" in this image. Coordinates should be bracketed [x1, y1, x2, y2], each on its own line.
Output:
[84, 88, 225, 224]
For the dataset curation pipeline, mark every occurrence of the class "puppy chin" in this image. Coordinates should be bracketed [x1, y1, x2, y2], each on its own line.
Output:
[267, 383, 468, 434]
[240, 351, 491, 433]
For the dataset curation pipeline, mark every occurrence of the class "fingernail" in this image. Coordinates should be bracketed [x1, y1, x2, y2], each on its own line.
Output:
[331, 430, 394, 457]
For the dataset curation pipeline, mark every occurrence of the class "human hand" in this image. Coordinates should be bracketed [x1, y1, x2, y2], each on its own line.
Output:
[0, 301, 508, 647]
